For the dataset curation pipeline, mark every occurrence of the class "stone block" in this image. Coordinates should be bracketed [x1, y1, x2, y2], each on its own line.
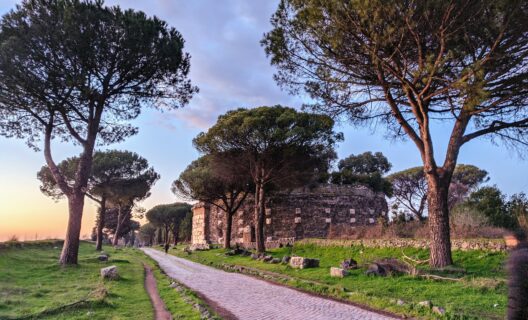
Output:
[289, 256, 320, 269]
[330, 267, 348, 278]
[100, 265, 119, 280]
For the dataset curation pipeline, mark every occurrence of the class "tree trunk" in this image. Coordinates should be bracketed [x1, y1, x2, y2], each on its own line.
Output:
[112, 207, 123, 246]
[156, 228, 162, 244]
[223, 211, 233, 249]
[427, 178, 453, 268]
[255, 183, 266, 253]
[173, 226, 179, 246]
[59, 191, 85, 265]
[44, 125, 95, 265]
[165, 225, 170, 245]
[95, 197, 106, 251]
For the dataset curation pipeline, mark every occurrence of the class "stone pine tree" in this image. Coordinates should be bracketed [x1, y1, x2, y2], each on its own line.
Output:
[193, 106, 341, 252]
[146, 203, 192, 246]
[103, 206, 141, 245]
[388, 164, 488, 221]
[0, 0, 196, 264]
[37, 150, 159, 250]
[330, 152, 393, 196]
[108, 174, 159, 246]
[139, 222, 157, 246]
[172, 154, 253, 249]
[262, 0, 528, 267]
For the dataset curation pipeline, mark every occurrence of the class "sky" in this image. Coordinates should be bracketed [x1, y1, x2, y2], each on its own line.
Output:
[0, 0, 527, 241]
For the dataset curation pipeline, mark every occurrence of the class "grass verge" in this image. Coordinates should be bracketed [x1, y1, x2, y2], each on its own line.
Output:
[167, 242, 507, 320]
[0, 240, 203, 320]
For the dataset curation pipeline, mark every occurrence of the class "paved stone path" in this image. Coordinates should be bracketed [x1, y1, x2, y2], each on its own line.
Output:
[141, 248, 398, 320]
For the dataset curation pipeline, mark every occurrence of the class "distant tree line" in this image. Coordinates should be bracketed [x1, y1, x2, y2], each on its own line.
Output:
[143, 203, 192, 246]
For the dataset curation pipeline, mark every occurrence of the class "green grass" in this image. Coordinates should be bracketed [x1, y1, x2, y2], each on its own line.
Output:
[168, 242, 508, 320]
[0, 240, 203, 320]
[150, 260, 218, 320]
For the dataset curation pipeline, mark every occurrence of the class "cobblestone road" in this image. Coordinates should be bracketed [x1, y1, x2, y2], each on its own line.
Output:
[142, 248, 397, 320]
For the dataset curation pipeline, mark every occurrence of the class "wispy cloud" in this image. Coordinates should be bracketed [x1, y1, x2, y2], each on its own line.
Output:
[104, 0, 300, 130]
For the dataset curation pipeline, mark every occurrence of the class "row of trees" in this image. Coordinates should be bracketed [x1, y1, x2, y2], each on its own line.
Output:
[38, 150, 159, 249]
[262, 0, 528, 267]
[174, 106, 342, 252]
[143, 203, 192, 246]
[0, 0, 197, 264]
[0, 0, 526, 268]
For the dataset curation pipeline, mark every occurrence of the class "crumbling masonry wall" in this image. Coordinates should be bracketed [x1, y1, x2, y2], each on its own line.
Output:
[191, 184, 388, 248]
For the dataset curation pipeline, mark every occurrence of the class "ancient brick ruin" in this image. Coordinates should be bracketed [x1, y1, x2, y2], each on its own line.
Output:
[191, 184, 388, 248]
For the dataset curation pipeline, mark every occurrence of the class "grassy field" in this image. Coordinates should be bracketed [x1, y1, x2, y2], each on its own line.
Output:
[0, 240, 203, 320]
[169, 242, 508, 320]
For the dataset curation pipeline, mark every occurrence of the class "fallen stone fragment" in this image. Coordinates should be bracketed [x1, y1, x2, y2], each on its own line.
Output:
[262, 255, 273, 262]
[330, 267, 348, 278]
[365, 263, 387, 277]
[98, 254, 108, 262]
[250, 253, 259, 260]
[270, 258, 281, 264]
[281, 256, 291, 264]
[418, 300, 432, 308]
[100, 265, 119, 280]
[365, 258, 410, 277]
[289, 256, 320, 269]
[396, 299, 405, 306]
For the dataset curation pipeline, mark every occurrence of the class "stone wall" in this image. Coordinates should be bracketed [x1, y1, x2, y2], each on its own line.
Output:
[191, 203, 210, 245]
[297, 238, 507, 252]
[192, 184, 388, 247]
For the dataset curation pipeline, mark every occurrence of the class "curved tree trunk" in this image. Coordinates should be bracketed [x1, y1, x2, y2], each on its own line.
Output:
[427, 178, 453, 268]
[95, 197, 106, 251]
[255, 183, 266, 253]
[223, 211, 233, 249]
[45, 126, 95, 265]
[59, 191, 85, 265]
